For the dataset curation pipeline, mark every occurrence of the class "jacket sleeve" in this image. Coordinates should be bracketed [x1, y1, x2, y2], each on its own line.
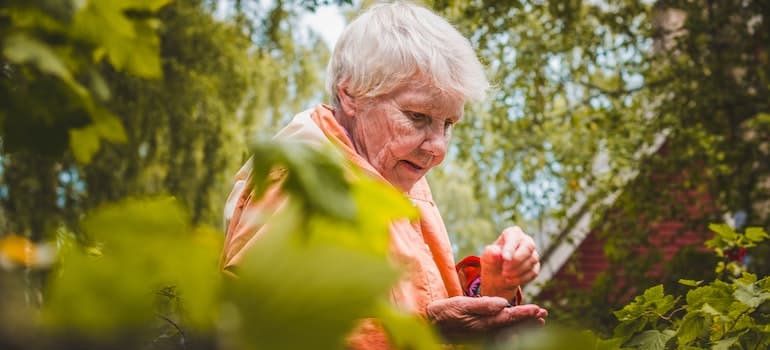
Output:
[220, 169, 288, 274]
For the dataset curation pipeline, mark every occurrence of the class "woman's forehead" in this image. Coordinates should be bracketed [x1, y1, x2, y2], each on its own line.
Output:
[387, 82, 465, 116]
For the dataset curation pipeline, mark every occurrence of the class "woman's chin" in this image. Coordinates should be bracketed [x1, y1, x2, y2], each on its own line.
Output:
[386, 162, 429, 192]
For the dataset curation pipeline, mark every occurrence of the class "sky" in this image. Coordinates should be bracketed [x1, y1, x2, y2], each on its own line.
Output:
[300, 5, 348, 50]
[214, 1, 349, 50]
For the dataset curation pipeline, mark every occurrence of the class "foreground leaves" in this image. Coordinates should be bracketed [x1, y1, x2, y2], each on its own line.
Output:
[490, 226, 770, 350]
[43, 197, 223, 336]
[609, 226, 770, 350]
[31, 141, 439, 349]
[223, 141, 437, 349]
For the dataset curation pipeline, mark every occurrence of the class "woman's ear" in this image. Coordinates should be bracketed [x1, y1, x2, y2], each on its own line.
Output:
[337, 86, 357, 117]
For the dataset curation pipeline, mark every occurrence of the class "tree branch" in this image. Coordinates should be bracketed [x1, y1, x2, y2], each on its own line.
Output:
[577, 78, 673, 97]
[156, 313, 187, 350]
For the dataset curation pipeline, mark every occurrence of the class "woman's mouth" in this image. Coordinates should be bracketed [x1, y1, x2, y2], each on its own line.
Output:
[402, 160, 425, 172]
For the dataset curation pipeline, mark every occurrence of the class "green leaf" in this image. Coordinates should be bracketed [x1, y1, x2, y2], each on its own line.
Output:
[307, 174, 415, 257]
[308, 213, 390, 256]
[712, 336, 738, 350]
[227, 201, 399, 350]
[745, 227, 769, 243]
[69, 107, 126, 164]
[91, 109, 127, 143]
[625, 330, 674, 350]
[127, 0, 173, 11]
[250, 141, 357, 222]
[350, 177, 418, 242]
[88, 69, 111, 101]
[613, 318, 646, 342]
[45, 197, 222, 334]
[3, 34, 72, 81]
[71, 0, 167, 78]
[686, 282, 734, 311]
[709, 224, 737, 241]
[643, 284, 665, 300]
[595, 336, 625, 350]
[613, 285, 676, 325]
[734, 280, 770, 308]
[68, 111, 126, 164]
[700, 303, 722, 316]
[375, 302, 441, 350]
[284, 143, 356, 221]
[69, 126, 101, 164]
[677, 313, 708, 345]
[679, 279, 703, 287]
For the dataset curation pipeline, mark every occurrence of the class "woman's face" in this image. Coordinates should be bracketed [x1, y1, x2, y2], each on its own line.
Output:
[348, 82, 464, 191]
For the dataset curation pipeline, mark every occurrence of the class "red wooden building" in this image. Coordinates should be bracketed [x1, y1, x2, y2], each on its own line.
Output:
[525, 140, 720, 302]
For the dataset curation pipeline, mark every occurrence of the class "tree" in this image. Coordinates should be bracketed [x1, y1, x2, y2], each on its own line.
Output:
[0, 0, 348, 321]
[423, 0, 770, 334]
[74, 0, 264, 226]
[0, 0, 342, 239]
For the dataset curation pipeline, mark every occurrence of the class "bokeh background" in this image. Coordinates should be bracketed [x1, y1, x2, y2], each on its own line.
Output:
[1, 0, 769, 349]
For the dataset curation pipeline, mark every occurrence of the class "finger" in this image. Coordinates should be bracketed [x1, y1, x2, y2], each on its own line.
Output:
[483, 304, 543, 328]
[461, 296, 509, 315]
[507, 269, 538, 286]
[505, 305, 548, 324]
[516, 258, 540, 276]
[481, 244, 503, 272]
[512, 240, 534, 263]
[503, 243, 534, 276]
[510, 251, 539, 275]
[500, 227, 523, 260]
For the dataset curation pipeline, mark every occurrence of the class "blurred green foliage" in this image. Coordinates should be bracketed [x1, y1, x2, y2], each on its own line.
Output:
[0, 0, 339, 243]
[1, 141, 442, 349]
[1, 0, 169, 160]
[226, 141, 438, 349]
[1, 1, 439, 349]
[1, 0, 769, 349]
[44, 197, 223, 334]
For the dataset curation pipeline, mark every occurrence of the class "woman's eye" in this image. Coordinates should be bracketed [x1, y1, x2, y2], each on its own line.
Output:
[406, 112, 430, 124]
[444, 120, 454, 130]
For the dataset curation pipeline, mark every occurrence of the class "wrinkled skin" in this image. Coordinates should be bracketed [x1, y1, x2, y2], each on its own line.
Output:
[336, 80, 546, 339]
[481, 226, 541, 302]
[427, 224, 543, 341]
[335, 80, 463, 192]
[426, 296, 547, 341]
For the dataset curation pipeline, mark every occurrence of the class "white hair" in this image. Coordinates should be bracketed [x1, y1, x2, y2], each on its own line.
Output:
[326, 1, 489, 107]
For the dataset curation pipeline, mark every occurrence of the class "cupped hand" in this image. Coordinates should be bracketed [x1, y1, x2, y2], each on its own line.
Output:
[481, 226, 540, 301]
[426, 296, 547, 341]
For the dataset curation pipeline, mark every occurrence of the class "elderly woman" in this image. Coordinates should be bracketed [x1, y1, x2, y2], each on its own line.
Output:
[221, 1, 547, 348]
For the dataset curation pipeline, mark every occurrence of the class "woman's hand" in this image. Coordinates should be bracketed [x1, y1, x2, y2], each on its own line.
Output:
[481, 226, 540, 302]
[426, 296, 547, 341]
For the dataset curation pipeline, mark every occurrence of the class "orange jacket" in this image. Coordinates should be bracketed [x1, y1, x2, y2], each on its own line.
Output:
[221, 105, 510, 348]
[222, 104, 463, 299]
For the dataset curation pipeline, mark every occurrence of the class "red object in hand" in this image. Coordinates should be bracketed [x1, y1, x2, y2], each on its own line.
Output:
[456, 256, 481, 296]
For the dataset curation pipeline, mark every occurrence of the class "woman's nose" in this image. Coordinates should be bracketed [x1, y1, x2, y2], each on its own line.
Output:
[420, 126, 449, 158]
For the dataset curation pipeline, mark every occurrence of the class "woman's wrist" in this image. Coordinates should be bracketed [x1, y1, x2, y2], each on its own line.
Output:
[478, 283, 522, 305]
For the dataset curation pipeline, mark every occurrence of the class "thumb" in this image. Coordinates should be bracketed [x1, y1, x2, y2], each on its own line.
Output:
[459, 296, 509, 315]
